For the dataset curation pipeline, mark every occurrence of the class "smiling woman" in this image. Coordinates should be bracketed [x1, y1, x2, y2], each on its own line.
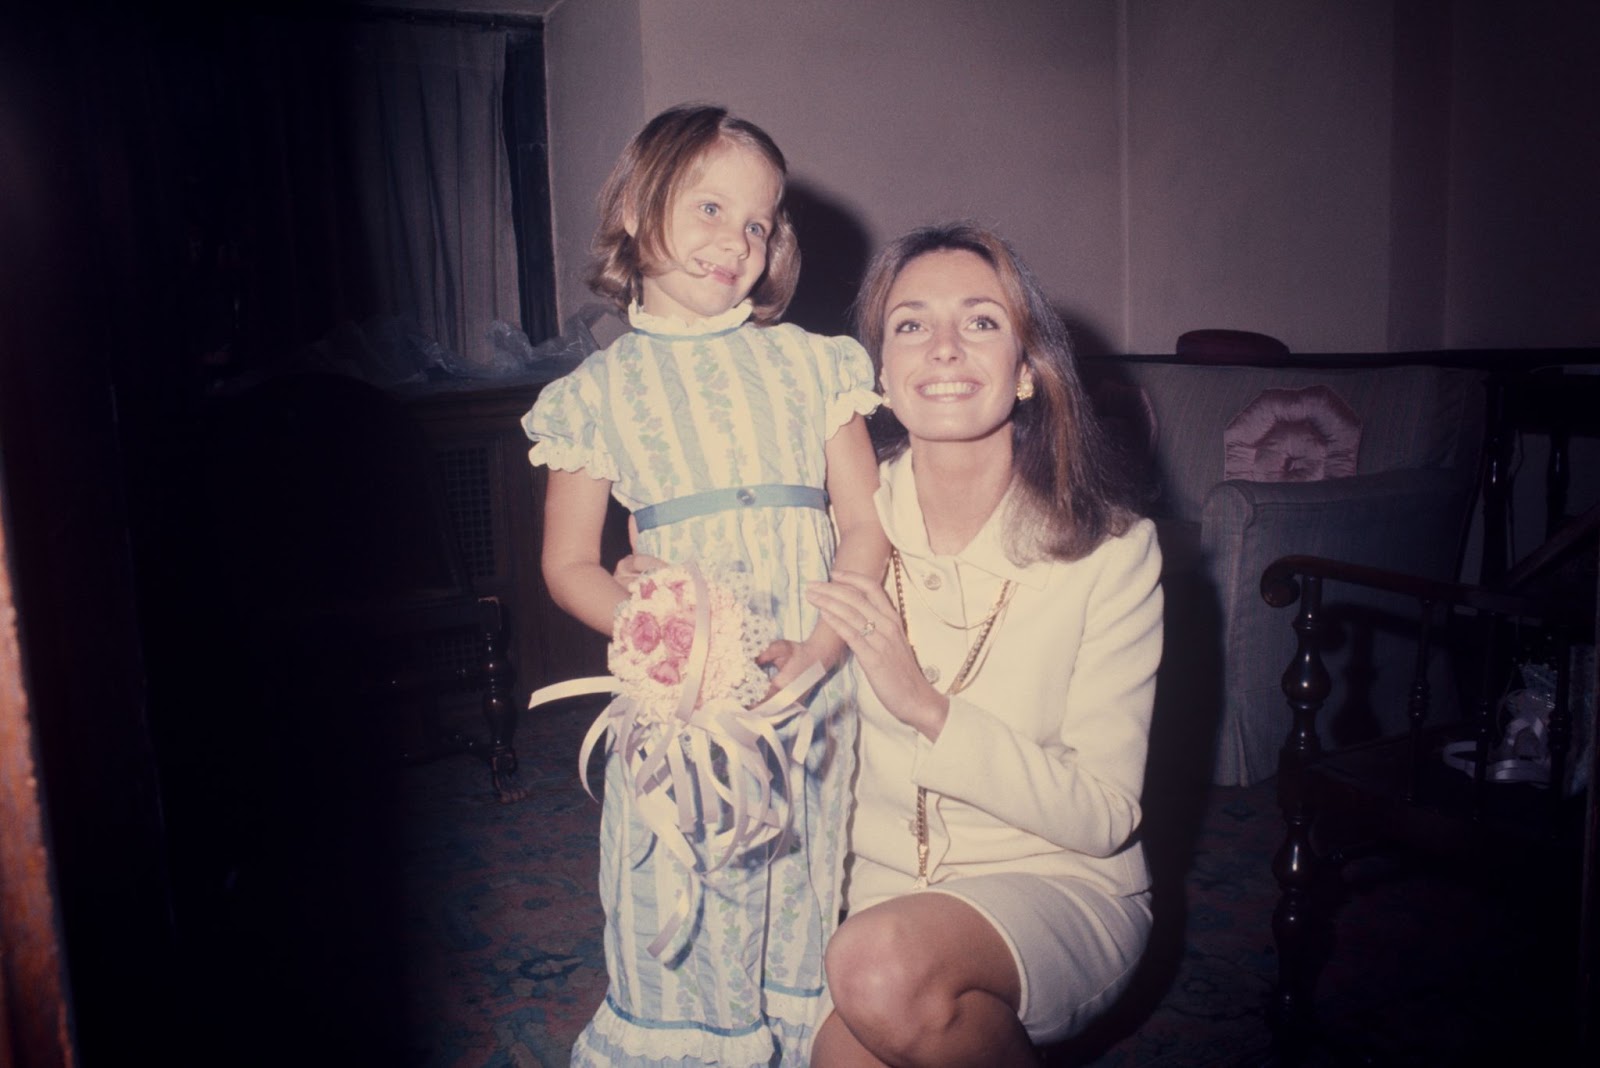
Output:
[806, 222, 1163, 1066]
[855, 222, 1132, 563]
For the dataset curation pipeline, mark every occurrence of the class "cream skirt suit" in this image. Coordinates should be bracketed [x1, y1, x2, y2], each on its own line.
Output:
[845, 452, 1164, 1043]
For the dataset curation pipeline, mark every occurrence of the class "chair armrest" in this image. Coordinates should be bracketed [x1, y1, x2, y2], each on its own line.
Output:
[1260, 556, 1557, 620]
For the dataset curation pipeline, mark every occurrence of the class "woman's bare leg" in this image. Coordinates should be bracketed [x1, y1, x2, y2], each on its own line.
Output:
[816, 893, 1035, 1068]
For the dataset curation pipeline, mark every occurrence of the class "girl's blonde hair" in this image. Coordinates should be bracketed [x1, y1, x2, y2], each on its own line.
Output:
[587, 104, 800, 325]
[853, 221, 1138, 563]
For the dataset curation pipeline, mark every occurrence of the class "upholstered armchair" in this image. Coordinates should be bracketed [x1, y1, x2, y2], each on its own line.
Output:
[1089, 356, 1487, 785]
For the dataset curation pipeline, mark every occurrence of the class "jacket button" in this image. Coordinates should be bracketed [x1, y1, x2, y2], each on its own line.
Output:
[923, 571, 942, 590]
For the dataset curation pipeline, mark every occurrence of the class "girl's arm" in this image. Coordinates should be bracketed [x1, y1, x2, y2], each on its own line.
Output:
[541, 468, 630, 636]
[764, 414, 889, 688]
[823, 412, 891, 597]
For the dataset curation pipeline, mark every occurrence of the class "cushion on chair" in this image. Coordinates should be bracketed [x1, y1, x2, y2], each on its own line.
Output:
[1117, 363, 1482, 524]
[1223, 385, 1361, 483]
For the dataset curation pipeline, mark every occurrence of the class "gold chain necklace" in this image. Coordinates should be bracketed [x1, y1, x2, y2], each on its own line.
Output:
[889, 548, 1013, 885]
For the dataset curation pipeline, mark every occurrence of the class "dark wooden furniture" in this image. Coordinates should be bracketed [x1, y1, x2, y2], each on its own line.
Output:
[399, 374, 630, 699]
[1258, 362, 1600, 1062]
[197, 372, 525, 800]
[1482, 366, 1600, 584]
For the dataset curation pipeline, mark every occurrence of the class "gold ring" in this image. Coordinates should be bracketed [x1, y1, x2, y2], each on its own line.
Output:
[859, 620, 876, 638]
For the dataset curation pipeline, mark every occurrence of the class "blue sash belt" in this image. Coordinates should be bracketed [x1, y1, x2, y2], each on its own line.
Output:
[632, 483, 827, 532]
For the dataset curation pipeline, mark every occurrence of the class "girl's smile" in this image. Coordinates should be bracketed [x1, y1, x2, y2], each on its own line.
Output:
[633, 141, 780, 321]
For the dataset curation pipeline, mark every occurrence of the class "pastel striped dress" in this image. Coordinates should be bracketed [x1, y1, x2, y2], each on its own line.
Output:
[523, 302, 877, 1066]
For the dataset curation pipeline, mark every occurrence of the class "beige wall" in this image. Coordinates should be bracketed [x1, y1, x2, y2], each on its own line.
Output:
[545, 0, 645, 325]
[1445, 0, 1600, 349]
[1125, 0, 1396, 352]
[543, 0, 1599, 353]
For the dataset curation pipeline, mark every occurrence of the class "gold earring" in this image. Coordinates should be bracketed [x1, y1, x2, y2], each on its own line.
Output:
[1016, 377, 1035, 402]
[878, 387, 892, 409]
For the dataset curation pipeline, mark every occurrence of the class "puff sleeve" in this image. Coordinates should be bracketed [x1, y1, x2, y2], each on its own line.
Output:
[520, 358, 620, 484]
[816, 334, 880, 437]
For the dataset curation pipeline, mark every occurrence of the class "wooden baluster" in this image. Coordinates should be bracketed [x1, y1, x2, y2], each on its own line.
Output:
[1482, 376, 1513, 586]
[1405, 602, 1435, 804]
[1547, 628, 1573, 828]
[1271, 573, 1330, 1059]
[1548, 428, 1571, 540]
[1471, 613, 1501, 822]
[477, 598, 524, 803]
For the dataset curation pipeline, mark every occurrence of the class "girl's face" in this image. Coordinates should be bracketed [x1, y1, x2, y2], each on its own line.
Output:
[878, 249, 1031, 455]
[634, 141, 781, 321]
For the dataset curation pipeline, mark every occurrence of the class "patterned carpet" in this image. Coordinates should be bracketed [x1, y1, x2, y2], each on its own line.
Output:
[384, 699, 1582, 1068]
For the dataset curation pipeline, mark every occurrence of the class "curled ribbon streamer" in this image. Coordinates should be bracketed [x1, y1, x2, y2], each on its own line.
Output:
[524, 561, 825, 958]
[1440, 714, 1555, 786]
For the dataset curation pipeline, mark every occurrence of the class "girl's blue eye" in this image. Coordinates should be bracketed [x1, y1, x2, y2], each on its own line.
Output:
[700, 202, 720, 217]
[746, 222, 767, 238]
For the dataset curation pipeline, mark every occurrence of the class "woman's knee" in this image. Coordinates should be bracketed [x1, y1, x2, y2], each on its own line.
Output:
[825, 910, 919, 1016]
[825, 905, 985, 1060]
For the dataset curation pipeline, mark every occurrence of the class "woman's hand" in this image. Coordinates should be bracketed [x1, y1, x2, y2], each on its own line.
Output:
[806, 571, 949, 741]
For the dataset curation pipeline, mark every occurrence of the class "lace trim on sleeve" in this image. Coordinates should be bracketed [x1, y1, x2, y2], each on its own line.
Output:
[826, 386, 883, 438]
[822, 334, 881, 436]
[527, 437, 620, 483]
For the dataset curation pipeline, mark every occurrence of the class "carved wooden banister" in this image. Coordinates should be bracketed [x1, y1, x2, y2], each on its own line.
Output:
[1261, 534, 1595, 1060]
[1261, 554, 1569, 622]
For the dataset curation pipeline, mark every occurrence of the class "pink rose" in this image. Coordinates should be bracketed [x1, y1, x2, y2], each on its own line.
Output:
[637, 578, 656, 600]
[663, 615, 696, 659]
[648, 660, 682, 686]
[627, 611, 662, 655]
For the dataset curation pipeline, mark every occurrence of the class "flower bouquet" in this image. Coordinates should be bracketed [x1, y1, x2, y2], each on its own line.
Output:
[529, 560, 822, 957]
[607, 564, 776, 726]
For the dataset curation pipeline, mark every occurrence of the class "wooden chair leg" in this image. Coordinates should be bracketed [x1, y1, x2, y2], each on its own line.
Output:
[476, 598, 526, 804]
[1268, 574, 1330, 1062]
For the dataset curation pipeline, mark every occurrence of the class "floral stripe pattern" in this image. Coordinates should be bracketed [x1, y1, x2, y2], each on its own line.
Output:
[525, 317, 879, 1066]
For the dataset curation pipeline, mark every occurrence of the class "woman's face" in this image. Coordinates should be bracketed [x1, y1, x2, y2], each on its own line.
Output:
[878, 249, 1031, 453]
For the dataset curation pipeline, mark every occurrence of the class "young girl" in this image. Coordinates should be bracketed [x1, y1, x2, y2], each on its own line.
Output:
[522, 104, 886, 1067]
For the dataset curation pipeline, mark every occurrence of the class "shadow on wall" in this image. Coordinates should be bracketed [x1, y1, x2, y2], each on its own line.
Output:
[785, 180, 872, 339]
[1054, 305, 1115, 360]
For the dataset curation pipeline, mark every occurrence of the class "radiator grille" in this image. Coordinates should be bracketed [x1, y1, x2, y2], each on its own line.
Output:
[425, 624, 483, 686]
[437, 445, 497, 580]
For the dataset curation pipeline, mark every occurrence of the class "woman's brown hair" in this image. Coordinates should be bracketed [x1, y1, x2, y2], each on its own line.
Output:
[586, 104, 800, 325]
[853, 222, 1138, 562]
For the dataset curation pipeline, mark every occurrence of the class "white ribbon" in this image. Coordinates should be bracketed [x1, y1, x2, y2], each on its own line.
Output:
[1441, 713, 1553, 786]
[524, 562, 823, 958]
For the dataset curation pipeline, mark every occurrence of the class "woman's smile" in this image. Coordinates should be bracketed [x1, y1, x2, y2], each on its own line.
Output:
[913, 378, 983, 399]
